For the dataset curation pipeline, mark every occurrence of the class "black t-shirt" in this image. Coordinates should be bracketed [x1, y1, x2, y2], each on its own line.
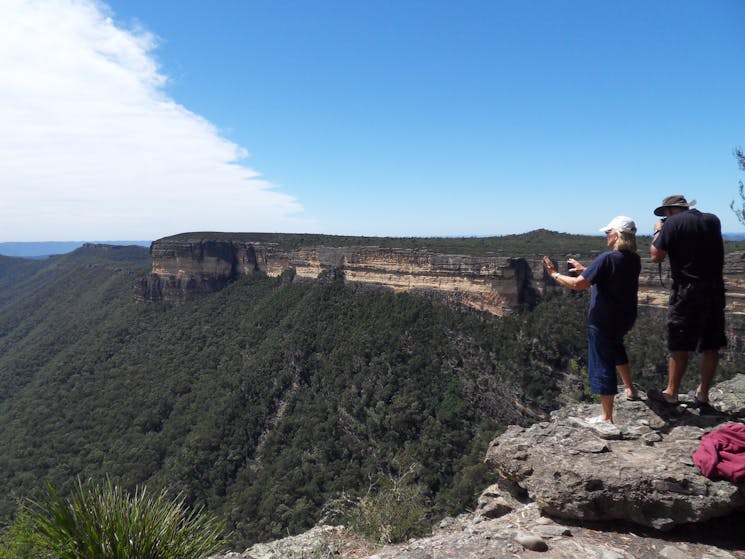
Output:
[581, 250, 641, 338]
[653, 209, 724, 283]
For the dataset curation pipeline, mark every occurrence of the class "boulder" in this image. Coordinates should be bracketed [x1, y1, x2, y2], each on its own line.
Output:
[242, 525, 345, 559]
[707, 373, 745, 417]
[475, 481, 528, 519]
[206, 525, 379, 559]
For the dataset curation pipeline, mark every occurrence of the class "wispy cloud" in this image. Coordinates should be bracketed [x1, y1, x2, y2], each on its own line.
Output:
[0, 0, 307, 241]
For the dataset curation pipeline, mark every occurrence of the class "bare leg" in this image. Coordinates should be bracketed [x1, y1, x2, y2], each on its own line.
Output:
[664, 351, 689, 401]
[695, 350, 719, 403]
[601, 395, 614, 422]
[616, 363, 636, 397]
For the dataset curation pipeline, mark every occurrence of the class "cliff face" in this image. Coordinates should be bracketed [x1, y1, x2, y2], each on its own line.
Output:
[135, 236, 544, 315]
[135, 234, 745, 316]
[135, 240, 263, 302]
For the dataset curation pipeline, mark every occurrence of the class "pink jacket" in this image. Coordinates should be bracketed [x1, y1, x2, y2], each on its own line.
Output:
[692, 423, 745, 483]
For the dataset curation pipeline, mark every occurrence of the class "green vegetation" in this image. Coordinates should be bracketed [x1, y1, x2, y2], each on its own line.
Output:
[0, 508, 44, 559]
[0, 236, 743, 549]
[1, 478, 225, 559]
[322, 462, 429, 544]
[160, 228, 745, 256]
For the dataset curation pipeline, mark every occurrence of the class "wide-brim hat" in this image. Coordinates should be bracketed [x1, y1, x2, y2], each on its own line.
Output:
[654, 195, 697, 216]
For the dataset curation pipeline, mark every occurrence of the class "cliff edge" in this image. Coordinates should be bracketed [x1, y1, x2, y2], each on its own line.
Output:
[135, 234, 544, 315]
[211, 374, 745, 558]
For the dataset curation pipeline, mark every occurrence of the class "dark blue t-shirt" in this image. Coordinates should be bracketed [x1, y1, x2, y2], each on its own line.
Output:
[653, 209, 724, 284]
[581, 250, 641, 338]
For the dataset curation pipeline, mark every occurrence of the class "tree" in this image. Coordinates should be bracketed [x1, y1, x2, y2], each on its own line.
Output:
[732, 147, 745, 227]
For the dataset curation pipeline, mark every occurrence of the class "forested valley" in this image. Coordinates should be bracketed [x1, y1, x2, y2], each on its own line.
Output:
[0, 240, 743, 547]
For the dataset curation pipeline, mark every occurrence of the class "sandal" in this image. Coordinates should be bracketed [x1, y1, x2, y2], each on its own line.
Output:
[689, 396, 719, 414]
[687, 389, 710, 406]
[625, 387, 640, 401]
[646, 388, 679, 406]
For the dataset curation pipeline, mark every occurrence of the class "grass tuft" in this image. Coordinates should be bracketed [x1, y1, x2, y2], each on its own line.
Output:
[17, 478, 226, 559]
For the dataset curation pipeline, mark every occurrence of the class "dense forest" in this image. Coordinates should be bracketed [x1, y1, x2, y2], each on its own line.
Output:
[0, 237, 743, 547]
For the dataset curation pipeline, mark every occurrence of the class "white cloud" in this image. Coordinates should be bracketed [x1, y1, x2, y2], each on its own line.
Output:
[0, 0, 308, 241]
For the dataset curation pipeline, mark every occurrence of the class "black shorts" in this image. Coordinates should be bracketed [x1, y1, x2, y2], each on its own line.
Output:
[668, 282, 727, 352]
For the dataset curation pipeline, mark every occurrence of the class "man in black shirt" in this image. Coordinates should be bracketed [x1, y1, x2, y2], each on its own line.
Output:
[649, 195, 726, 406]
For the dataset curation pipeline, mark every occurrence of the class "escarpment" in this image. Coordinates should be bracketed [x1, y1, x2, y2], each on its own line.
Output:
[135, 234, 545, 315]
[135, 239, 265, 302]
[135, 232, 745, 316]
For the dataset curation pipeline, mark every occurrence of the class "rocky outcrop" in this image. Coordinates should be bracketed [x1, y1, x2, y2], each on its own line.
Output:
[135, 236, 543, 315]
[212, 503, 744, 558]
[134, 239, 264, 302]
[207, 525, 378, 559]
[367, 503, 744, 558]
[210, 375, 745, 558]
[484, 396, 745, 531]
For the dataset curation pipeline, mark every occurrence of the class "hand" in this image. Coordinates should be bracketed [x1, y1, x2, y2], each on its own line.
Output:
[567, 258, 585, 274]
[542, 255, 556, 275]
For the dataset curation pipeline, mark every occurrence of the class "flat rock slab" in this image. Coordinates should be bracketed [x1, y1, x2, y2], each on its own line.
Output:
[365, 504, 744, 559]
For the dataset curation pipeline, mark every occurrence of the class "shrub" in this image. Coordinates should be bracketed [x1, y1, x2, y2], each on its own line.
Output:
[323, 463, 430, 544]
[22, 478, 226, 559]
[0, 507, 49, 559]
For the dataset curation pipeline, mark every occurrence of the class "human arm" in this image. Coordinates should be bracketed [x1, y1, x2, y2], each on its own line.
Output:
[542, 256, 591, 291]
[650, 220, 667, 263]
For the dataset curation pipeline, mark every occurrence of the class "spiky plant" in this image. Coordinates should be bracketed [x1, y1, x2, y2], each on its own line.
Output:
[24, 478, 226, 559]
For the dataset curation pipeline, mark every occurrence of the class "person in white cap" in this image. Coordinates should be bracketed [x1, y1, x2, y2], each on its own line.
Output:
[648, 195, 726, 408]
[542, 216, 641, 424]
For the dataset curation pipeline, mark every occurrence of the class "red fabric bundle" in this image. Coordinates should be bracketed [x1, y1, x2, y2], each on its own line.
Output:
[692, 423, 745, 483]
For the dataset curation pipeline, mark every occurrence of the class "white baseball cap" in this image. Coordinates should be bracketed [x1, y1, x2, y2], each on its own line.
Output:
[599, 216, 636, 234]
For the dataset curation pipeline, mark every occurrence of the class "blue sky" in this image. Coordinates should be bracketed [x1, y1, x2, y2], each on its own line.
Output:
[2, 0, 744, 241]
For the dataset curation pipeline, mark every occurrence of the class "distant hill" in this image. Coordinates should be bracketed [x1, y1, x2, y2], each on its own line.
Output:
[723, 232, 745, 241]
[3, 228, 742, 258]
[0, 240, 151, 258]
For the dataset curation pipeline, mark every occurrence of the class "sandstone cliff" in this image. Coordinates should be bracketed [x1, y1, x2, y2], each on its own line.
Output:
[135, 232, 745, 316]
[135, 234, 544, 315]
